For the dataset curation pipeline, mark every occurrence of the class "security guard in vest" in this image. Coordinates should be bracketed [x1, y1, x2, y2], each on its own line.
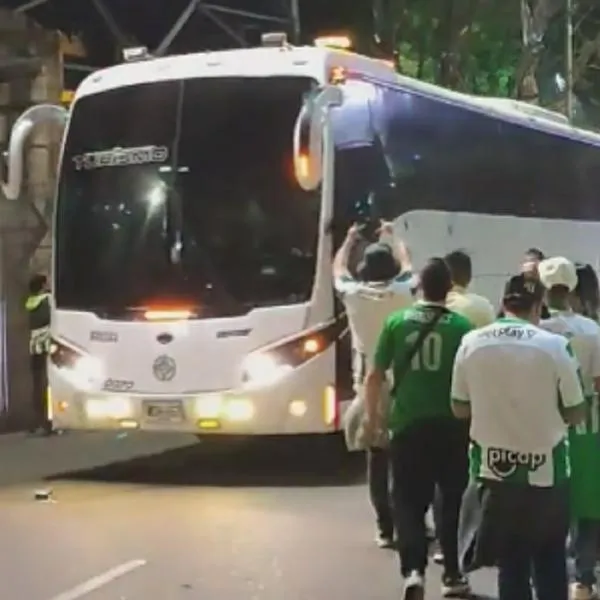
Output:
[25, 273, 52, 435]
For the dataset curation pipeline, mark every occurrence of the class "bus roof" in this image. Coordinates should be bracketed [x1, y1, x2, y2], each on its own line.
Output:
[329, 49, 600, 148]
[74, 43, 600, 149]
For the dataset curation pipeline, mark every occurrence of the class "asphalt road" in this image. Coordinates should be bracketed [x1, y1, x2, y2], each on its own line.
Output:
[0, 431, 498, 599]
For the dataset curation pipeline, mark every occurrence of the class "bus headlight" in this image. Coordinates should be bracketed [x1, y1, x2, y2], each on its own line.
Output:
[240, 317, 347, 388]
[241, 353, 293, 387]
[85, 396, 132, 420]
[50, 338, 104, 390]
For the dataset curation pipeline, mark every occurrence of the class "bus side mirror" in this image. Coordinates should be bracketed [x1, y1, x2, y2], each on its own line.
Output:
[293, 85, 343, 191]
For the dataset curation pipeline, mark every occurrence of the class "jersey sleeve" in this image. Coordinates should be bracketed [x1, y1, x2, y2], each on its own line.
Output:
[455, 314, 475, 338]
[556, 339, 586, 409]
[388, 274, 416, 299]
[451, 341, 469, 403]
[590, 328, 600, 379]
[373, 317, 395, 372]
[334, 274, 359, 298]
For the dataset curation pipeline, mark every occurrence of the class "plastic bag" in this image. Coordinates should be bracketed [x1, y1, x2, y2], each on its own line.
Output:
[342, 383, 389, 451]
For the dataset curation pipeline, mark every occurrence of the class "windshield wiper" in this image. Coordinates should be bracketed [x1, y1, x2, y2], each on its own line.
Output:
[165, 79, 186, 265]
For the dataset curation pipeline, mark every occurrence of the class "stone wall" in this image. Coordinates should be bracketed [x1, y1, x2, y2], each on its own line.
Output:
[0, 9, 62, 431]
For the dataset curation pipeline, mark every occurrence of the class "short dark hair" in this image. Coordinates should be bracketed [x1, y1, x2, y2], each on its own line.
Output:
[420, 258, 453, 303]
[546, 285, 571, 307]
[445, 250, 471, 287]
[574, 263, 599, 318]
[28, 273, 47, 295]
[356, 242, 399, 282]
[525, 248, 545, 262]
[502, 274, 544, 313]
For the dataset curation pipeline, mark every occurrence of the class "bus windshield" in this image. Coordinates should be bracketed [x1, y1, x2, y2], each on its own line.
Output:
[55, 76, 320, 317]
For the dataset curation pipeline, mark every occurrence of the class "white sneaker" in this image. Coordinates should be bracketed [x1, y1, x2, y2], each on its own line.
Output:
[375, 532, 395, 549]
[570, 582, 597, 600]
[402, 570, 425, 600]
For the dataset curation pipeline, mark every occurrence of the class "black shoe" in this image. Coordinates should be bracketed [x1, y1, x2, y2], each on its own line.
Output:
[441, 574, 471, 598]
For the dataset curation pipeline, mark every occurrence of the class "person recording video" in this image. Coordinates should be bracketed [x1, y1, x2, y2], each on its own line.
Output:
[334, 220, 414, 548]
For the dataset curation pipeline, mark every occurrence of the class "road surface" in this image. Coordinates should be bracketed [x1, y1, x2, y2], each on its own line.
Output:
[0, 431, 498, 599]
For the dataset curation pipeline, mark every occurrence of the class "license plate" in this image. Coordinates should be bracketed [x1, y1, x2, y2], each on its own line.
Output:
[143, 400, 184, 422]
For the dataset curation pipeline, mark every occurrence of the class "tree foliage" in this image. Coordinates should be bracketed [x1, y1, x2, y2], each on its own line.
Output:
[372, 0, 600, 126]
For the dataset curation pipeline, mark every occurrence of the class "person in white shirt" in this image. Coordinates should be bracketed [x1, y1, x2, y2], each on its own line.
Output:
[445, 250, 495, 328]
[334, 220, 414, 549]
[451, 274, 585, 600]
[537, 257, 600, 404]
[538, 257, 600, 600]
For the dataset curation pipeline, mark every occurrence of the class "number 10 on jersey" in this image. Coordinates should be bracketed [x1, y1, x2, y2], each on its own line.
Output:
[406, 331, 443, 371]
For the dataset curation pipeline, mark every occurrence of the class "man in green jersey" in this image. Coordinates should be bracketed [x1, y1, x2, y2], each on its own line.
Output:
[364, 258, 472, 599]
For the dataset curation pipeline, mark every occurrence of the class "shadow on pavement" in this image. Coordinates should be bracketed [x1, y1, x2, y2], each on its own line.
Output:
[45, 435, 367, 488]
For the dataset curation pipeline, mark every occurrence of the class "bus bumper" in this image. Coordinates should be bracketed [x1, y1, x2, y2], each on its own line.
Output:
[49, 357, 347, 436]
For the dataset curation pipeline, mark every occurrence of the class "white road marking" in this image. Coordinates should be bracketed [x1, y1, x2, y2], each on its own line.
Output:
[48, 559, 147, 600]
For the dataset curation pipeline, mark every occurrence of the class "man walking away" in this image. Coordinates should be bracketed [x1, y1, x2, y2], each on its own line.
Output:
[25, 273, 52, 436]
[445, 250, 495, 329]
[538, 257, 600, 600]
[334, 220, 414, 549]
[430, 248, 494, 567]
[451, 274, 585, 600]
[364, 258, 472, 599]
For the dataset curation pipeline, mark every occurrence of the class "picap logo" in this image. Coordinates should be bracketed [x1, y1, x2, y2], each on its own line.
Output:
[487, 447, 546, 478]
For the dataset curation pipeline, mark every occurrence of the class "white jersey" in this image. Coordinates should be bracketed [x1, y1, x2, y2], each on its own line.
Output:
[451, 318, 585, 486]
[335, 274, 414, 374]
[539, 310, 600, 398]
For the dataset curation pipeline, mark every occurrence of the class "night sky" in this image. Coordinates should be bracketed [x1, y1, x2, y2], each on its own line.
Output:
[0, 0, 373, 64]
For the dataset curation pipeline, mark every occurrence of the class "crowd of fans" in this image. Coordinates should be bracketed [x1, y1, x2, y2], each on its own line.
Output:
[336, 221, 600, 600]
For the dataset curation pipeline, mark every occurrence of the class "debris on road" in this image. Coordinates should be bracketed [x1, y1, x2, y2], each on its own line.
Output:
[33, 489, 54, 502]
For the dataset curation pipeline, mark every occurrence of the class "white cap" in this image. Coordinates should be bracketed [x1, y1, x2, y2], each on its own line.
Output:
[538, 256, 578, 292]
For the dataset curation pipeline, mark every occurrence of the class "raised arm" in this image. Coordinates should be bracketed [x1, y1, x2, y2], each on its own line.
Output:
[378, 220, 412, 274]
[333, 223, 360, 281]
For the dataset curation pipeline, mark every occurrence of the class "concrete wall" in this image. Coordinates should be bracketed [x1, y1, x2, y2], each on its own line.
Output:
[0, 9, 62, 431]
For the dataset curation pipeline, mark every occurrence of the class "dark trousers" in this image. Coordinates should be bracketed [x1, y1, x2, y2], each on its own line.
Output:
[30, 353, 50, 432]
[389, 418, 469, 577]
[499, 537, 567, 600]
[367, 447, 393, 537]
[573, 519, 599, 587]
[485, 482, 569, 600]
[432, 485, 442, 539]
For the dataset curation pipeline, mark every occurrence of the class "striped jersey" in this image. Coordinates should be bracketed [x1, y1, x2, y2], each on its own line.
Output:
[539, 309, 600, 400]
[451, 318, 585, 486]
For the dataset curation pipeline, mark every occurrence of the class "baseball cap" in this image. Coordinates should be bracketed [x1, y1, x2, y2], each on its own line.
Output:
[356, 242, 398, 281]
[503, 274, 544, 305]
[537, 257, 578, 292]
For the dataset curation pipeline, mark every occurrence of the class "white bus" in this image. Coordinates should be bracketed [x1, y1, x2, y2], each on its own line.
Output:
[3, 34, 600, 436]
